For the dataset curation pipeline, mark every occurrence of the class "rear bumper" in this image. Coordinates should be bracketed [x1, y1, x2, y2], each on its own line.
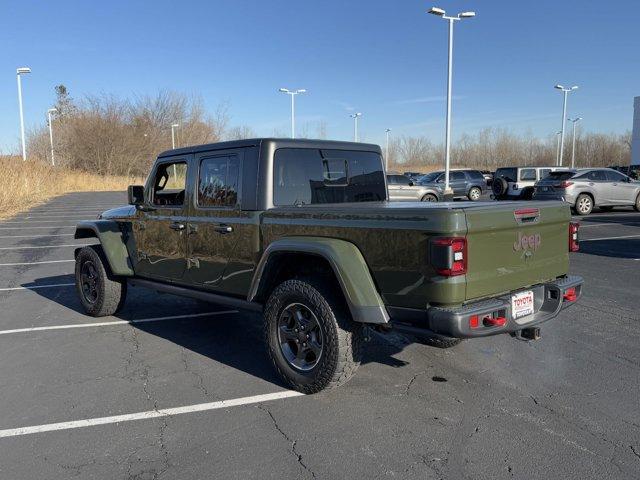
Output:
[532, 191, 577, 204]
[390, 275, 583, 339]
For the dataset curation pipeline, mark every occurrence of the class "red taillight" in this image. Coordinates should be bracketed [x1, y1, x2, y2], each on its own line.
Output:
[469, 315, 479, 329]
[431, 237, 467, 276]
[563, 287, 577, 302]
[559, 181, 574, 189]
[569, 222, 579, 252]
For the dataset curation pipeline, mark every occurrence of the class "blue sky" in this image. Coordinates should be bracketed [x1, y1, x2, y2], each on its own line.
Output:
[0, 0, 638, 152]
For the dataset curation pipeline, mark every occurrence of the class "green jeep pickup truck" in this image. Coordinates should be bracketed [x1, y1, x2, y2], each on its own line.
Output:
[74, 139, 583, 393]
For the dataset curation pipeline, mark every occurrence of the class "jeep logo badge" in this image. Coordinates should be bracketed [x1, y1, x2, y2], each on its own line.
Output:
[513, 231, 541, 252]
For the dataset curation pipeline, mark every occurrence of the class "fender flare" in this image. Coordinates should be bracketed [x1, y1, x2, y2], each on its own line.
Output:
[74, 220, 134, 276]
[248, 237, 389, 324]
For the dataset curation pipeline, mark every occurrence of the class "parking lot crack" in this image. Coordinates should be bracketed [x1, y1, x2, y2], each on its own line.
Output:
[631, 445, 640, 460]
[258, 404, 316, 479]
[181, 347, 210, 398]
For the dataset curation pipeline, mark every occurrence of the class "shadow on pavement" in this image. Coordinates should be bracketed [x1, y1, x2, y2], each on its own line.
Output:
[579, 238, 640, 259]
[25, 274, 410, 388]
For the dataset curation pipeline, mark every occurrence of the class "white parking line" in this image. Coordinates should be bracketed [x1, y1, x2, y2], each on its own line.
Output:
[0, 283, 75, 292]
[0, 310, 237, 335]
[0, 226, 75, 230]
[0, 259, 74, 266]
[0, 244, 88, 251]
[0, 390, 303, 438]
[580, 234, 640, 242]
[0, 234, 75, 239]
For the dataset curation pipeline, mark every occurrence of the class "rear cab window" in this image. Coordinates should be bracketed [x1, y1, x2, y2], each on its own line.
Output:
[273, 148, 386, 205]
[495, 168, 517, 182]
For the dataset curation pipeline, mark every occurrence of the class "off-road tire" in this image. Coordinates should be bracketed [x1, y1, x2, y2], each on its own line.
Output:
[418, 335, 463, 349]
[468, 187, 482, 201]
[634, 193, 640, 212]
[264, 278, 363, 393]
[421, 193, 438, 202]
[492, 177, 508, 199]
[575, 193, 593, 216]
[75, 245, 127, 317]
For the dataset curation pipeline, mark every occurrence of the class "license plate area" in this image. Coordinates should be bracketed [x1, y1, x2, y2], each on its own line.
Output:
[511, 290, 534, 321]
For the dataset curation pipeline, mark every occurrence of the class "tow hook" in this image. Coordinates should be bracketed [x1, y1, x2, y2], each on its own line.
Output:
[513, 327, 541, 341]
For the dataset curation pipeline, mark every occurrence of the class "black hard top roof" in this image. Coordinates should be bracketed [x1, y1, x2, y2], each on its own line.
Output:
[158, 138, 381, 158]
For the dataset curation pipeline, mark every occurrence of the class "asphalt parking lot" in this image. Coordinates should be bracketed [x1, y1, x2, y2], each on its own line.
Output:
[0, 192, 639, 479]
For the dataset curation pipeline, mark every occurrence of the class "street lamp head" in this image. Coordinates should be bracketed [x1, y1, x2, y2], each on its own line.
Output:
[554, 84, 564, 90]
[47, 108, 57, 114]
[570, 85, 579, 90]
[279, 88, 290, 93]
[459, 11, 476, 18]
[171, 123, 179, 128]
[296, 89, 307, 94]
[17, 67, 31, 75]
[350, 113, 362, 118]
[385, 128, 391, 132]
[428, 7, 445, 16]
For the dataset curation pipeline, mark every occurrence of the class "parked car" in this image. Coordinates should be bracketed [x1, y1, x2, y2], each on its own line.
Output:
[481, 170, 494, 186]
[609, 165, 640, 180]
[416, 169, 486, 201]
[492, 166, 570, 200]
[533, 168, 640, 215]
[387, 173, 442, 202]
[73, 138, 583, 393]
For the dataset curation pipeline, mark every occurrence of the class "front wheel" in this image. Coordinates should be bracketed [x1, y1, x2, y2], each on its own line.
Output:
[264, 279, 363, 393]
[75, 246, 127, 317]
[575, 194, 593, 215]
[467, 187, 481, 201]
[421, 193, 438, 202]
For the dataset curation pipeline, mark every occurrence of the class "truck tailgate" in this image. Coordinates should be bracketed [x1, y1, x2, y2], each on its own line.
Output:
[463, 201, 570, 301]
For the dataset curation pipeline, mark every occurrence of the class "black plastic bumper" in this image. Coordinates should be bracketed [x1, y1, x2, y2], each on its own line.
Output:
[390, 275, 583, 339]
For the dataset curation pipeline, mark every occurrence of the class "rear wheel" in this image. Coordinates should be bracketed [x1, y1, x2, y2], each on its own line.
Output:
[492, 178, 508, 199]
[634, 194, 640, 212]
[468, 187, 481, 201]
[75, 246, 127, 317]
[264, 278, 363, 393]
[575, 194, 593, 215]
[421, 193, 438, 202]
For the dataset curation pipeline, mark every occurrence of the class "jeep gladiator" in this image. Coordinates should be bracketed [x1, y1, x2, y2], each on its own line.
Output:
[74, 138, 583, 393]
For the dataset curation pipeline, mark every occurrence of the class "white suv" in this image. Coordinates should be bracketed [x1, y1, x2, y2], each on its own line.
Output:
[492, 166, 571, 200]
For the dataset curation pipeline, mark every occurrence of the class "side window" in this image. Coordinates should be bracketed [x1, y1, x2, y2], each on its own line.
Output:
[539, 169, 551, 179]
[152, 161, 187, 206]
[588, 170, 607, 181]
[386, 176, 396, 185]
[198, 155, 240, 207]
[519, 169, 536, 181]
[605, 170, 627, 182]
[395, 175, 411, 185]
[451, 171, 466, 181]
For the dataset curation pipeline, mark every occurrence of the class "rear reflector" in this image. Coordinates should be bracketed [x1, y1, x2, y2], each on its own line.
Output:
[469, 315, 479, 329]
[431, 237, 467, 276]
[569, 222, 579, 252]
[514, 208, 540, 224]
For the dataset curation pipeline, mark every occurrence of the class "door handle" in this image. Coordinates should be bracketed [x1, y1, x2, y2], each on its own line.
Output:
[169, 222, 185, 231]
[214, 225, 233, 234]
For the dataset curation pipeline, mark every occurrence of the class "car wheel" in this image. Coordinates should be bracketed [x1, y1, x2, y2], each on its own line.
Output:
[264, 278, 363, 393]
[634, 193, 640, 212]
[468, 187, 481, 201]
[492, 178, 508, 198]
[421, 193, 438, 202]
[75, 246, 127, 317]
[575, 194, 593, 216]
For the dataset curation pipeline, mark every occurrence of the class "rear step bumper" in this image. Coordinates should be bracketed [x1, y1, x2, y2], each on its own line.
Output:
[390, 275, 583, 339]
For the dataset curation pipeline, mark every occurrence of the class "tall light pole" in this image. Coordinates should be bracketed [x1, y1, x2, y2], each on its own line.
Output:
[350, 113, 362, 142]
[47, 108, 57, 166]
[279, 88, 307, 138]
[16, 67, 31, 161]
[171, 123, 179, 149]
[569, 117, 582, 168]
[554, 84, 578, 166]
[385, 128, 392, 171]
[428, 7, 475, 198]
[555, 131, 562, 165]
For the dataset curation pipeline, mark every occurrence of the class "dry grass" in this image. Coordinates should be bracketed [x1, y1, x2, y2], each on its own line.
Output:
[0, 156, 144, 219]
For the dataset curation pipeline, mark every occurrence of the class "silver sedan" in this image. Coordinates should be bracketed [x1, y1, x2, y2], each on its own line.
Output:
[386, 174, 443, 202]
[533, 168, 640, 215]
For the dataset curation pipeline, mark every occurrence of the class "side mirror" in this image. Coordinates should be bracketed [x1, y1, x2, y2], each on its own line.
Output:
[128, 185, 145, 206]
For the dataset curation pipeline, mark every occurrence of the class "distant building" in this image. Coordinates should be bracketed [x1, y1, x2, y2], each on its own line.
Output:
[633, 96, 640, 165]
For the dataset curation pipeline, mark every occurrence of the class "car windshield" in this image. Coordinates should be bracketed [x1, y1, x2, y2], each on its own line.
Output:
[417, 172, 441, 183]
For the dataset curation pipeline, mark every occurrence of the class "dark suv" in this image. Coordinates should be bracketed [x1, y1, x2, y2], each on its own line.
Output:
[416, 169, 486, 201]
